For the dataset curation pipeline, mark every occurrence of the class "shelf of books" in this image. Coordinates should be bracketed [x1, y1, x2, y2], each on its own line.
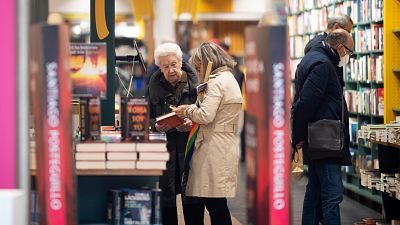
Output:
[288, 0, 387, 205]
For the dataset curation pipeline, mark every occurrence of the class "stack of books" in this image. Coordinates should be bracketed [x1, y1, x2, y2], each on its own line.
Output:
[75, 143, 107, 169]
[75, 141, 168, 170]
[106, 143, 137, 169]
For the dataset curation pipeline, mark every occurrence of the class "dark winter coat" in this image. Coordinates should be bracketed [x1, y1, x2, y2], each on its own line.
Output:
[304, 32, 345, 88]
[147, 62, 198, 206]
[291, 40, 351, 166]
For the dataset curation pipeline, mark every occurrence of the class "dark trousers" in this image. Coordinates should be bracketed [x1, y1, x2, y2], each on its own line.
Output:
[183, 197, 232, 225]
[302, 162, 343, 225]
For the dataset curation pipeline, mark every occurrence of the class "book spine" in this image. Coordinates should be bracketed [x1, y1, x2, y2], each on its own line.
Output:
[151, 189, 162, 225]
[121, 97, 128, 141]
[89, 97, 101, 140]
[107, 190, 121, 225]
[79, 98, 89, 141]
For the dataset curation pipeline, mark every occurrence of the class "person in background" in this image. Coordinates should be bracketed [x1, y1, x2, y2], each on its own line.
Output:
[173, 42, 242, 225]
[304, 14, 354, 88]
[145, 37, 190, 86]
[291, 29, 354, 225]
[147, 43, 198, 225]
[302, 14, 353, 224]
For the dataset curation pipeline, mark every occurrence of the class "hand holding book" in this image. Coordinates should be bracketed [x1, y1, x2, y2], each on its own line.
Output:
[172, 104, 189, 118]
[176, 118, 193, 132]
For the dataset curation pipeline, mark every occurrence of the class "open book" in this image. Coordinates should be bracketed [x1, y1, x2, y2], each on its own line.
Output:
[155, 112, 184, 128]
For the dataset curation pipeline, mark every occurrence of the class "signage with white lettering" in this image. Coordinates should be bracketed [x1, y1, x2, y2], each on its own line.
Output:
[30, 24, 77, 225]
[245, 25, 290, 225]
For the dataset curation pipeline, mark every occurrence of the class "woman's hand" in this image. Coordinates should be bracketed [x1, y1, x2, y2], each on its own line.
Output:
[173, 105, 189, 118]
[155, 123, 172, 132]
[176, 118, 193, 132]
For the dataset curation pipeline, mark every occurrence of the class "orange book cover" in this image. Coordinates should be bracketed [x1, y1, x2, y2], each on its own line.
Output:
[155, 112, 184, 128]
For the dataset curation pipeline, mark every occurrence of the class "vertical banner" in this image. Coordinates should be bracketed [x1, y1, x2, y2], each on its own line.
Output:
[90, 0, 115, 126]
[245, 25, 290, 225]
[0, 0, 16, 189]
[30, 24, 77, 225]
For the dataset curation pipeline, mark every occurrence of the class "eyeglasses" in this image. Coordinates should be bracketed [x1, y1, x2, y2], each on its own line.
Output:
[342, 44, 354, 56]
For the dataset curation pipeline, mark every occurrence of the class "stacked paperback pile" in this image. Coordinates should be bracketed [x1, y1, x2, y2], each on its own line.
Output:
[361, 171, 400, 200]
[75, 142, 168, 170]
[357, 116, 400, 145]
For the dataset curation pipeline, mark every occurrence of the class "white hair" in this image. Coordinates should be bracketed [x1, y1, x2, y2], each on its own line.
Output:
[154, 43, 183, 66]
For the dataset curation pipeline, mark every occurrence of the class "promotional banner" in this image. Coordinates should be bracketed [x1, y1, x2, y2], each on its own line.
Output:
[0, 0, 16, 189]
[245, 25, 290, 225]
[30, 24, 77, 225]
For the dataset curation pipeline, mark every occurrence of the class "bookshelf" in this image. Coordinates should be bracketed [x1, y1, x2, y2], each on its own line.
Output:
[288, 0, 385, 205]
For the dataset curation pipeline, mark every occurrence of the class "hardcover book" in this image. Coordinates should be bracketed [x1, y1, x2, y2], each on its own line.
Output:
[155, 112, 184, 129]
[121, 97, 149, 141]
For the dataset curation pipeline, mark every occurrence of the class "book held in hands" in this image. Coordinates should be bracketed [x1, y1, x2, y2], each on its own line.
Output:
[155, 112, 184, 129]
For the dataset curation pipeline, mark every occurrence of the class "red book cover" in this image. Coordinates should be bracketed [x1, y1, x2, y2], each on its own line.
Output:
[30, 23, 77, 225]
[155, 112, 184, 128]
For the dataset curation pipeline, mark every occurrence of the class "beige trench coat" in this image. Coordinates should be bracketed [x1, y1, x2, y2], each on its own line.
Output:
[185, 70, 242, 198]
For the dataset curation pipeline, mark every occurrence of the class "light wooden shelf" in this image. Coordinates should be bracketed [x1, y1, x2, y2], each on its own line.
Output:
[366, 139, 400, 149]
[31, 169, 163, 176]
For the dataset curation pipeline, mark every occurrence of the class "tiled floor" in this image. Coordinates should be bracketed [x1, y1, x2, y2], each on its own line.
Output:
[178, 162, 382, 225]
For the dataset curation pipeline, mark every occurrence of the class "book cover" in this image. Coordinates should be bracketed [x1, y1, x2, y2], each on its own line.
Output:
[155, 112, 185, 129]
[70, 43, 107, 98]
[122, 97, 150, 141]
[120, 189, 152, 225]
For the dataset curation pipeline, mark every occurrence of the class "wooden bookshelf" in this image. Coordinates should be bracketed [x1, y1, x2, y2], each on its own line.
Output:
[384, 1, 400, 124]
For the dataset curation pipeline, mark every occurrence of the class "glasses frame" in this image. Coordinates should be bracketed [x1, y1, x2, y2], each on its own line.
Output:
[342, 44, 354, 56]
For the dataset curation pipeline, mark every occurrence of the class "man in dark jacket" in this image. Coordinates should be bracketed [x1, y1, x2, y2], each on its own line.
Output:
[304, 15, 353, 88]
[291, 29, 354, 225]
[147, 43, 198, 225]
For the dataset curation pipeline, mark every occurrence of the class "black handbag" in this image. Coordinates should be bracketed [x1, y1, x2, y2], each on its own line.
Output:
[307, 95, 345, 160]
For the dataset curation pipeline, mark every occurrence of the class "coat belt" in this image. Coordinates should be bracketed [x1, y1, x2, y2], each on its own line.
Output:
[202, 124, 238, 133]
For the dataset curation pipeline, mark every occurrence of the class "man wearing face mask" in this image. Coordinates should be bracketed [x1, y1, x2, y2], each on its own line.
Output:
[291, 29, 354, 225]
[304, 15, 353, 88]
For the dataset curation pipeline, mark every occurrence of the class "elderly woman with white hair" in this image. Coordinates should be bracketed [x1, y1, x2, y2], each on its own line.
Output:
[147, 42, 198, 225]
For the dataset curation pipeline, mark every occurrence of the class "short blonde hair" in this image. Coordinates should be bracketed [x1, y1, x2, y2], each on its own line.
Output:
[154, 43, 183, 66]
[189, 42, 236, 81]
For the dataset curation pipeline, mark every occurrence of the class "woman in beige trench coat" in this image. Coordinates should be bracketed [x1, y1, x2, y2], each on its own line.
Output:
[173, 42, 242, 225]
